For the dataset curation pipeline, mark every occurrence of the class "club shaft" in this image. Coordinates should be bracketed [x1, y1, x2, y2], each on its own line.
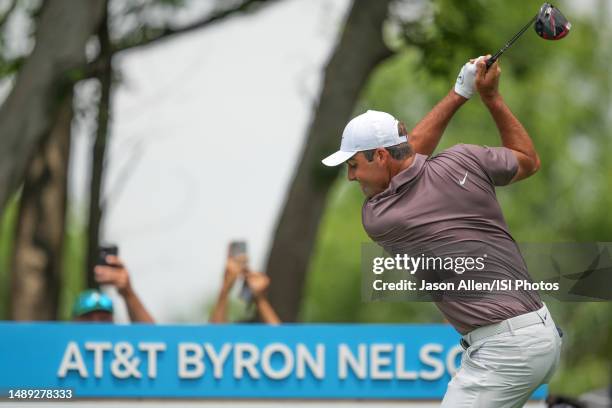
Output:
[486, 14, 537, 68]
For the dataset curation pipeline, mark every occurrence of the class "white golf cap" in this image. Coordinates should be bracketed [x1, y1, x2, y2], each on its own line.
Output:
[321, 110, 408, 167]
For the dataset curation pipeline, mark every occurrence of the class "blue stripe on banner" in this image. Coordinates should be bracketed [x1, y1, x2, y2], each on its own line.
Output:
[0, 323, 546, 399]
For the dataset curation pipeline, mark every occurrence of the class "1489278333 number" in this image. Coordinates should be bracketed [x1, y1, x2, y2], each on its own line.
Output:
[7, 389, 73, 399]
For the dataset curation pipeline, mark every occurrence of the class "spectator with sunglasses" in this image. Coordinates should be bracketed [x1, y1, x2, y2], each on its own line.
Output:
[72, 255, 154, 323]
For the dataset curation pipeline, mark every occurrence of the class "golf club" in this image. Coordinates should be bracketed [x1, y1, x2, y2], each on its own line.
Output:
[486, 2, 571, 69]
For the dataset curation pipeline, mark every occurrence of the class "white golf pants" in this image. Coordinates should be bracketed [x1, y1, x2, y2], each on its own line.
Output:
[441, 304, 562, 407]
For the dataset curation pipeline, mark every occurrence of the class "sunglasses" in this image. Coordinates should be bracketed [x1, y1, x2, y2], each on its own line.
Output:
[72, 290, 114, 317]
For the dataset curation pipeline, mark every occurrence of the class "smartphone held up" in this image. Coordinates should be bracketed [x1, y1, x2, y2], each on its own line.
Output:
[228, 240, 254, 302]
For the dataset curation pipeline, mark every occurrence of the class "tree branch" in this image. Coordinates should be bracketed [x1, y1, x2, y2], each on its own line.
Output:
[112, 0, 278, 53]
[81, 0, 279, 80]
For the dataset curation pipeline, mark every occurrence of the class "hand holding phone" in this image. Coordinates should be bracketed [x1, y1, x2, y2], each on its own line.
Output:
[225, 241, 248, 288]
[94, 244, 132, 295]
[244, 272, 270, 299]
[98, 245, 119, 267]
[228, 240, 257, 302]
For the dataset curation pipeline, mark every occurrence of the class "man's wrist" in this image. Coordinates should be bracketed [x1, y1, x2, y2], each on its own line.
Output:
[252, 292, 266, 302]
[480, 92, 503, 106]
[450, 89, 469, 104]
[118, 285, 134, 298]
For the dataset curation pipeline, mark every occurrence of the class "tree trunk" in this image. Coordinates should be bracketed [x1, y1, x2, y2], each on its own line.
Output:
[9, 93, 73, 320]
[85, 9, 112, 289]
[265, 0, 393, 321]
[0, 0, 106, 213]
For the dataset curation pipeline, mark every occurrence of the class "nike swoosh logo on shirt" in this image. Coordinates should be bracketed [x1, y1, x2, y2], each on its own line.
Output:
[459, 171, 468, 186]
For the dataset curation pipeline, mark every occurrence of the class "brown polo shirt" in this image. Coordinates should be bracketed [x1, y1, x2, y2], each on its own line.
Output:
[362, 144, 542, 334]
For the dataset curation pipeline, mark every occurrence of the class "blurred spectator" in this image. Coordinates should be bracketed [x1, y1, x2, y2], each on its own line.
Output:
[72, 255, 154, 323]
[72, 290, 114, 322]
[210, 246, 280, 324]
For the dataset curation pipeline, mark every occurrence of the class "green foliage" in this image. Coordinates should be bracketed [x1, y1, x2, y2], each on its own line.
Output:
[304, 0, 611, 397]
[0, 56, 22, 77]
[0, 195, 19, 319]
[57, 214, 88, 321]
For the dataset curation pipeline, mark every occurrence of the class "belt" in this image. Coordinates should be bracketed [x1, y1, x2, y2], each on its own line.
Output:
[461, 303, 553, 349]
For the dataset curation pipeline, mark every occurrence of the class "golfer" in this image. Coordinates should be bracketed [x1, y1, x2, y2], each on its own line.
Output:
[322, 56, 562, 407]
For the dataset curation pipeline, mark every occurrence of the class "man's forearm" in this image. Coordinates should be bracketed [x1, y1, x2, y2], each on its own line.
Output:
[482, 94, 540, 171]
[122, 287, 155, 323]
[254, 296, 281, 324]
[409, 90, 467, 156]
[482, 95, 536, 154]
[209, 282, 232, 323]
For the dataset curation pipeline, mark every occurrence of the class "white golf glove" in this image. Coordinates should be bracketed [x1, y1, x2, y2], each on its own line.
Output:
[454, 56, 485, 99]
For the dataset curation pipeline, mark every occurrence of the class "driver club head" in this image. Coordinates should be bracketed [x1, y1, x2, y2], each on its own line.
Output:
[486, 2, 571, 68]
[534, 2, 571, 40]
